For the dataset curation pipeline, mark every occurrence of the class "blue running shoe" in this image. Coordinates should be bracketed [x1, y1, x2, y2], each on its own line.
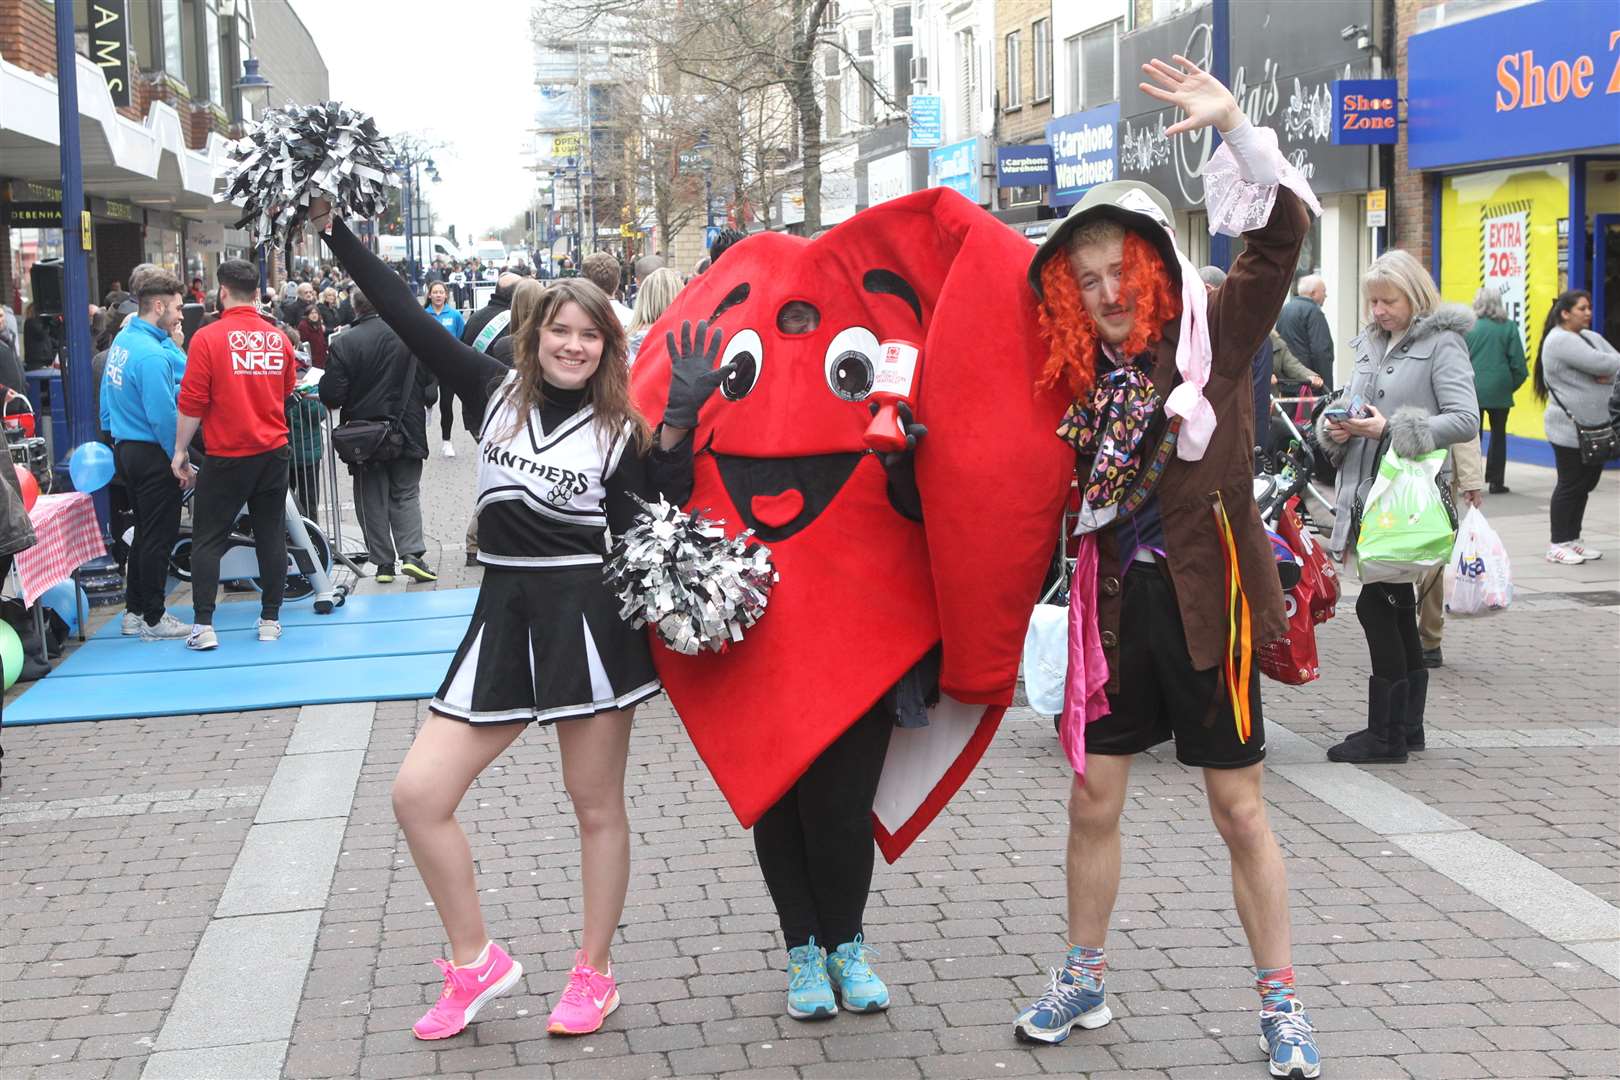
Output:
[1259, 999, 1320, 1078]
[785, 939, 836, 1021]
[827, 935, 889, 1013]
[1013, 966, 1112, 1044]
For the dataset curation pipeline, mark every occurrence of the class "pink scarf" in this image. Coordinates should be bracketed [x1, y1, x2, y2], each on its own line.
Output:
[1059, 534, 1111, 779]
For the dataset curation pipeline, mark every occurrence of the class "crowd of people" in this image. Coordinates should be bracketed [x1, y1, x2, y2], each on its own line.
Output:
[3, 51, 1611, 1080]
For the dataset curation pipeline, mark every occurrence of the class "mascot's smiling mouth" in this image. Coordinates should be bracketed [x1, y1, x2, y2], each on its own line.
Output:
[712, 452, 865, 541]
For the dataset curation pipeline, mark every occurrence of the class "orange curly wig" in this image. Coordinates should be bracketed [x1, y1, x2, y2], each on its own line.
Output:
[1037, 228, 1182, 399]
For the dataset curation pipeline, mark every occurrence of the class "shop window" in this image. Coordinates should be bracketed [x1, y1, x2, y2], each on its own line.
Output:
[1004, 31, 1021, 110]
[160, 0, 183, 76]
[955, 28, 976, 137]
[1032, 19, 1051, 103]
[204, 1, 223, 106]
[893, 4, 912, 39]
[893, 42, 913, 97]
[1064, 34, 1081, 113]
[1081, 21, 1119, 110]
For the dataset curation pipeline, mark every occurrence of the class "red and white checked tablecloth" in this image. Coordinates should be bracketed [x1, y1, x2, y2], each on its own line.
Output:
[13, 492, 107, 606]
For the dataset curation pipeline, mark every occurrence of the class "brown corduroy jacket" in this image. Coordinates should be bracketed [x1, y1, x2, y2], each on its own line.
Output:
[1083, 187, 1310, 689]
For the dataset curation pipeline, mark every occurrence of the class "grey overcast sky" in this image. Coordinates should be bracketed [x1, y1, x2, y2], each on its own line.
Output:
[284, 0, 538, 244]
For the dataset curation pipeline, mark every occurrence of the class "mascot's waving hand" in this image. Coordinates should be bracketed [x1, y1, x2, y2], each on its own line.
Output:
[631, 188, 1071, 1019]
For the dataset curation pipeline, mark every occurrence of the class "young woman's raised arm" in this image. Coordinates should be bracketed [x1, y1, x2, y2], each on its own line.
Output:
[317, 213, 505, 402]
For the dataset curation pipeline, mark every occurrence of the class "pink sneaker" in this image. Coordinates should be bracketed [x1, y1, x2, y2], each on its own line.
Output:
[412, 941, 523, 1040]
[547, 949, 619, 1036]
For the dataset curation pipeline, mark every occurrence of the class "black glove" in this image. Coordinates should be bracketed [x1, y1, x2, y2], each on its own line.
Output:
[663, 319, 733, 430]
[870, 400, 927, 521]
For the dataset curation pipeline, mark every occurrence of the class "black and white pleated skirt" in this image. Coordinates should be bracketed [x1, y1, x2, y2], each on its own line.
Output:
[431, 565, 660, 725]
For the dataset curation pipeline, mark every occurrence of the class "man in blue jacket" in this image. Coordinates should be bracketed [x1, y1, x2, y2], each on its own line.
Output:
[101, 270, 192, 640]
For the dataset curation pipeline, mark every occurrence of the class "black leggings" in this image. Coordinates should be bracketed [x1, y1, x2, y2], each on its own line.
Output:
[1483, 407, 1510, 486]
[439, 386, 457, 442]
[1549, 443, 1603, 545]
[753, 706, 892, 951]
[1356, 582, 1423, 682]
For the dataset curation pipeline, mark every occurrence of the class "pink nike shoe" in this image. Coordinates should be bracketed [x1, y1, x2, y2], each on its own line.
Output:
[547, 949, 619, 1036]
[412, 941, 523, 1040]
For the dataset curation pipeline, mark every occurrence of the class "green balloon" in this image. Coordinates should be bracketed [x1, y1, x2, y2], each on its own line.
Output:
[0, 619, 22, 691]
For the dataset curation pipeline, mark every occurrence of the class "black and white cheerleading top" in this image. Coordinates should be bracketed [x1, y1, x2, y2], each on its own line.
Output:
[474, 370, 636, 568]
[323, 220, 691, 561]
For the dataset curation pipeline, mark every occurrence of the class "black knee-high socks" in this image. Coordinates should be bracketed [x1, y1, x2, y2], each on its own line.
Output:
[752, 706, 893, 951]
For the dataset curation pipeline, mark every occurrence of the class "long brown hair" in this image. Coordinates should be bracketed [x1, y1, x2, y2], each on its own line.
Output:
[496, 277, 651, 452]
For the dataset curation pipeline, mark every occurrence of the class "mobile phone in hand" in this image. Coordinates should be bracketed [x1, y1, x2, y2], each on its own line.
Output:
[1321, 406, 1351, 423]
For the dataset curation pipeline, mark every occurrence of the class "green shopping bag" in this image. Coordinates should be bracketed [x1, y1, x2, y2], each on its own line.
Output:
[1355, 447, 1456, 584]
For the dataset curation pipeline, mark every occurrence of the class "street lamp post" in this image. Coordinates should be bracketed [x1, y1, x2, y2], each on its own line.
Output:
[52, 0, 95, 455]
[234, 58, 275, 294]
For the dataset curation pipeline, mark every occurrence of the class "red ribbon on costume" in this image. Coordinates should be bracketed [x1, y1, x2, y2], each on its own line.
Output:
[1213, 492, 1253, 744]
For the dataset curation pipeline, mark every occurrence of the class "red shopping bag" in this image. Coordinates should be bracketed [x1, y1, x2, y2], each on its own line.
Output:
[1279, 497, 1338, 623]
[1258, 557, 1321, 685]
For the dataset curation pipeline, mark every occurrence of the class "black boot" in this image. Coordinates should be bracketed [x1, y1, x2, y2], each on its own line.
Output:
[1404, 669, 1428, 751]
[1328, 677, 1409, 764]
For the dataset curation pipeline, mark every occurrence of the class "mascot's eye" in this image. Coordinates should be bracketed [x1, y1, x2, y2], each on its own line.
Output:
[823, 326, 879, 402]
[720, 329, 764, 401]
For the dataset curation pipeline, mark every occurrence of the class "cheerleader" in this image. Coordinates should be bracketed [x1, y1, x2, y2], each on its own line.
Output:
[314, 200, 706, 1040]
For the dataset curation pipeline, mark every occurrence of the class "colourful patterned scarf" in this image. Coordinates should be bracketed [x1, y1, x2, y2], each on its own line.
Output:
[1057, 364, 1158, 509]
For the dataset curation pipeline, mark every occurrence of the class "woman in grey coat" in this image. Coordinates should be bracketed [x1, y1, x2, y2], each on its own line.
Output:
[1315, 250, 1479, 765]
[1534, 289, 1618, 564]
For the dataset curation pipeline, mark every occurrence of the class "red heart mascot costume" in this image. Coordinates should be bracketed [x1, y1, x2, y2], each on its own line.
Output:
[631, 187, 1071, 1014]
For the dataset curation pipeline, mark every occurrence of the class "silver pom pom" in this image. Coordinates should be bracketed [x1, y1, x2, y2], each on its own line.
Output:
[217, 102, 397, 253]
[605, 497, 777, 655]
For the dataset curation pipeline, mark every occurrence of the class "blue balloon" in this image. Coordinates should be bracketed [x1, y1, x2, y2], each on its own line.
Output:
[40, 581, 86, 635]
[68, 441, 115, 493]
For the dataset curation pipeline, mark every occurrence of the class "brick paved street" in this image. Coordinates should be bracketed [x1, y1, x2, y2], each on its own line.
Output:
[3, 422, 1616, 1080]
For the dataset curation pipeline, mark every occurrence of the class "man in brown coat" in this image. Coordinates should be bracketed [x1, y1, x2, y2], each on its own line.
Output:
[1013, 57, 1322, 1080]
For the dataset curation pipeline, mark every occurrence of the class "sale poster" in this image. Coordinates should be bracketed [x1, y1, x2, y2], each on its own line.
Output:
[1481, 203, 1530, 356]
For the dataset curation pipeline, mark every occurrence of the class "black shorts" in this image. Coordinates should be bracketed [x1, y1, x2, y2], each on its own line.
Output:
[1086, 561, 1265, 769]
[432, 566, 660, 725]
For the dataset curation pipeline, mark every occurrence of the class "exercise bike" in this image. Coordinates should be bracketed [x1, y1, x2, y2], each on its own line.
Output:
[126, 479, 350, 614]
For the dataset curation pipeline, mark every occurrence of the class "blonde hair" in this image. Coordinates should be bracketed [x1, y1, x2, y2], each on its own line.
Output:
[627, 267, 683, 334]
[1362, 249, 1440, 324]
[507, 278, 546, 334]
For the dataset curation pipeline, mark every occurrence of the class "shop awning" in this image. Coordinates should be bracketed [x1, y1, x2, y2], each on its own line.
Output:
[0, 51, 243, 223]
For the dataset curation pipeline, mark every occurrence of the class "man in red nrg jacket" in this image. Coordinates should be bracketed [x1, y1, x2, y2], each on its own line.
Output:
[171, 258, 298, 650]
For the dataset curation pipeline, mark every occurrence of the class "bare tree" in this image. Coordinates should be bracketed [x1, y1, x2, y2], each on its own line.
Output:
[537, 0, 837, 232]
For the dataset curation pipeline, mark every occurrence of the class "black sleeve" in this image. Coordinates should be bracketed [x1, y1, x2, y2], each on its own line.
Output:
[318, 346, 350, 409]
[604, 430, 695, 536]
[321, 220, 505, 400]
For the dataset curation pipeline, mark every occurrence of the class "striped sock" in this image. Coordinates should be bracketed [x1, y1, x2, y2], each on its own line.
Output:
[1255, 964, 1296, 1011]
[1064, 944, 1105, 993]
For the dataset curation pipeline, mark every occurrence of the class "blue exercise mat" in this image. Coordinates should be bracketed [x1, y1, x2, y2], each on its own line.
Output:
[87, 587, 477, 639]
[5, 588, 478, 726]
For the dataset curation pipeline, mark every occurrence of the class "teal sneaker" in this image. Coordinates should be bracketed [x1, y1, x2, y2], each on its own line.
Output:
[826, 935, 889, 1013]
[785, 939, 836, 1021]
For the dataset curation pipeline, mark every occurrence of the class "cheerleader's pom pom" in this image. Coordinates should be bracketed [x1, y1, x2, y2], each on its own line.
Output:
[605, 496, 777, 655]
[217, 102, 397, 250]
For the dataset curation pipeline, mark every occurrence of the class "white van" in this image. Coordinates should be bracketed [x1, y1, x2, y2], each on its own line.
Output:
[472, 240, 508, 267]
[376, 234, 466, 264]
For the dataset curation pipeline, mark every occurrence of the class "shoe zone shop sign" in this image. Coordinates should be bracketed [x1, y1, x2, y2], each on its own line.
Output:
[1330, 79, 1398, 145]
[1406, 0, 1620, 169]
[1116, 0, 1374, 209]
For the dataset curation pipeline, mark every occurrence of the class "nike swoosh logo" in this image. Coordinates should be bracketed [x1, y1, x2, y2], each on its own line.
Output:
[592, 992, 612, 1009]
[475, 960, 501, 984]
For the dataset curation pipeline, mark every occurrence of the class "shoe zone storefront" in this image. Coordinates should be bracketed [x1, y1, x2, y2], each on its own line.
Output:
[1408, 0, 1620, 465]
